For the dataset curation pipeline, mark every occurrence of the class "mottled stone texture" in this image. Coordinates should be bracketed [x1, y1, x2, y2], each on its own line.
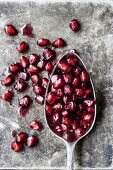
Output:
[0, 2, 113, 170]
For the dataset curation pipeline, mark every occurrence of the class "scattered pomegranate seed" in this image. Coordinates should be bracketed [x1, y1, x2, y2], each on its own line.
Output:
[21, 23, 35, 38]
[18, 72, 29, 81]
[26, 135, 38, 147]
[52, 38, 66, 48]
[19, 95, 31, 107]
[31, 75, 41, 84]
[9, 63, 22, 74]
[18, 106, 29, 117]
[70, 19, 80, 32]
[27, 65, 39, 75]
[11, 141, 23, 152]
[46, 92, 56, 104]
[20, 56, 29, 68]
[37, 60, 46, 70]
[43, 48, 56, 61]
[29, 53, 40, 65]
[14, 79, 27, 92]
[1, 90, 13, 102]
[37, 38, 51, 47]
[35, 95, 44, 105]
[33, 85, 43, 94]
[1, 74, 14, 86]
[17, 41, 29, 53]
[5, 24, 18, 36]
[45, 62, 53, 73]
[16, 132, 28, 143]
[30, 120, 43, 130]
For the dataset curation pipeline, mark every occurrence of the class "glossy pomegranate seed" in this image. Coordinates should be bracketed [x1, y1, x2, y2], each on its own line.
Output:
[42, 78, 48, 88]
[11, 141, 23, 152]
[56, 88, 64, 97]
[18, 106, 29, 117]
[72, 77, 80, 87]
[1, 74, 14, 86]
[35, 95, 44, 105]
[52, 38, 66, 48]
[58, 61, 71, 73]
[16, 132, 28, 143]
[75, 127, 84, 138]
[80, 120, 90, 129]
[51, 75, 61, 84]
[53, 103, 63, 111]
[52, 112, 62, 125]
[9, 63, 22, 73]
[1, 90, 13, 102]
[45, 62, 53, 73]
[72, 93, 78, 102]
[54, 125, 63, 135]
[43, 48, 56, 61]
[63, 95, 70, 104]
[14, 79, 27, 92]
[75, 88, 84, 97]
[37, 38, 51, 47]
[26, 135, 38, 147]
[62, 116, 71, 126]
[64, 85, 73, 95]
[5, 24, 18, 36]
[45, 105, 53, 115]
[84, 88, 93, 97]
[84, 99, 95, 106]
[53, 78, 64, 89]
[63, 131, 76, 142]
[37, 60, 46, 70]
[73, 67, 81, 77]
[27, 65, 39, 75]
[70, 19, 80, 32]
[61, 110, 69, 116]
[30, 120, 43, 130]
[20, 56, 29, 68]
[67, 56, 78, 66]
[31, 75, 41, 84]
[80, 71, 89, 82]
[33, 85, 43, 94]
[21, 23, 34, 38]
[17, 41, 29, 53]
[19, 95, 31, 107]
[18, 72, 29, 81]
[66, 101, 76, 111]
[82, 113, 93, 122]
[87, 106, 94, 114]
[72, 120, 79, 130]
[46, 92, 56, 104]
[29, 53, 40, 65]
[63, 74, 73, 84]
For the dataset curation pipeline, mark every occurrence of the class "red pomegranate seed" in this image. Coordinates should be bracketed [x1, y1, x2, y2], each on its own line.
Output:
[54, 125, 63, 136]
[64, 85, 73, 95]
[61, 110, 69, 116]
[42, 78, 48, 88]
[11, 141, 23, 152]
[18, 72, 29, 81]
[30, 120, 43, 130]
[14, 79, 27, 92]
[26, 135, 38, 147]
[37, 60, 46, 70]
[52, 38, 66, 48]
[72, 120, 79, 130]
[43, 48, 56, 61]
[63, 74, 73, 84]
[53, 103, 63, 111]
[84, 99, 95, 106]
[78, 103, 86, 111]
[75, 127, 84, 138]
[1, 90, 13, 102]
[75, 88, 84, 97]
[17, 41, 29, 53]
[21, 23, 35, 38]
[80, 71, 89, 82]
[52, 112, 62, 125]
[33, 85, 43, 94]
[19, 95, 31, 107]
[37, 38, 51, 47]
[27, 65, 39, 75]
[80, 120, 90, 129]
[72, 93, 78, 102]
[9, 63, 22, 73]
[63, 95, 70, 104]
[45, 62, 53, 73]
[58, 61, 72, 73]
[73, 67, 81, 77]
[67, 56, 78, 66]
[87, 106, 94, 114]
[46, 92, 56, 104]
[63, 131, 76, 142]
[51, 75, 61, 84]
[18, 106, 29, 117]
[66, 101, 76, 111]
[29, 53, 40, 65]
[72, 77, 80, 87]
[56, 88, 64, 97]
[84, 88, 93, 97]
[1, 74, 14, 86]
[45, 105, 53, 115]
[35, 95, 44, 105]
[82, 113, 93, 122]
[20, 56, 29, 68]
[31, 75, 41, 84]
[53, 78, 64, 89]
[5, 24, 18, 36]
[62, 116, 71, 126]
[16, 132, 28, 143]
[70, 19, 80, 32]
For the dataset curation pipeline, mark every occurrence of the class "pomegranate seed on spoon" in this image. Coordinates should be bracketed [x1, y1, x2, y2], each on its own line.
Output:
[37, 38, 51, 47]
[16, 132, 28, 143]
[4, 24, 18, 36]
[45, 105, 53, 115]
[18, 72, 29, 81]
[52, 112, 62, 125]
[26, 135, 38, 147]
[11, 141, 23, 152]
[80, 71, 89, 82]
[52, 38, 66, 48]
[20, 56, 29, 68]
[46, 92, 56, 104]
[17, 41, 29, 53]
[1, 74, 14, 86]
[70, 19, 80, 32]
[30, 120, 43, 130]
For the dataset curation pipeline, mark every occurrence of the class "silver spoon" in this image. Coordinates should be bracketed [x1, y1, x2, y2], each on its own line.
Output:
[44, 50, 96, 170]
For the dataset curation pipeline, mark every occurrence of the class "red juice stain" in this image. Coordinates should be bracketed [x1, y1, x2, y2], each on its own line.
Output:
[21, 23, 35, 38]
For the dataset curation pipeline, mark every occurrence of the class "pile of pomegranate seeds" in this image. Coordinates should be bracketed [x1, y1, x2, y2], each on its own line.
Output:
[45, 53, 96, 142]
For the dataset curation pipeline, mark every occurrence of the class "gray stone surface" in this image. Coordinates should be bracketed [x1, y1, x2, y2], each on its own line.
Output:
[0, 1, 113, 169]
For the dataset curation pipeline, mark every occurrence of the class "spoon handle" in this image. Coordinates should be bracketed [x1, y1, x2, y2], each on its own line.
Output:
[66, 142, 76, 170]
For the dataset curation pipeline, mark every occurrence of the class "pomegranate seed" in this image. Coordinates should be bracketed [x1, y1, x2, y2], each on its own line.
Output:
[58, 61, 71, 73]
[56, 88, 64, 97]
[33, 85, 43, 94]
[82, 113, 93, 122]
[30, 120, 43, 130]
[18, 72, 29, 81]
[72, 121, 79, 130]
[72, 77, 80, 87]
[37, 60, 46, 70]
[16, 132, 28, 143]
[1, 90, 13, 102]
[63, 95, 70, 104]
[37, 38, 51, 47]
[27, 65, 39, 75]
[35, 95, 44, 105]
[17, 41, 29, 53]
[26, 135, 38, 147]
[73, 67, 81, 77]
[1, 74, 14, 86]
[21, 23, 34, 38]
[11, 141, 23, 152]
[53, 103, 63, 111]
[67, 56, 78, 66]
[9, 63, 22, 73]
[70, 19, 80, 32]
[14, 79, 27, 92]
[75, 127, 84, 138]
[54, 125, 63, 136]
[20, 56, 29, 68]
[52, 38, 66, 48]
[51, 75, 61, 84]
[29, 53, 40, 65]
[64, 85, 73, 95]
[18, 106, 29, 117]
[45, 62, 53, 73]
[75, 88, 84, 97]
[62, 116, 71, 126]
[61, 110, 69, 116]
[43, 48, 56, 61]
[66, 101, 76, 111]
[19, 95, 31, 107]
[84, 99, 95, 106]
[80, 120, 90, 129]
[61, 123, 68, 131]
[80, 71, 89, 82]
[63, 74, 73, 84]
[53, 78, 64, 89]
[5, 24, 18, 36]
[84, 88, 93, 97]
[87, 106, 94, 114]
[72, 93, 78, 102]
[63, 131, 76, 142]
[31, 75, 41, 84]
[45, 105, 53, 115]
[42, 78, 48, 88]
[46, 92, 56, 104]
[52, 112, 62, 125]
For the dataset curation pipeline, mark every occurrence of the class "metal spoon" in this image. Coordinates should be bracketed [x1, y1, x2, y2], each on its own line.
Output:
[44, 50, 96, 170]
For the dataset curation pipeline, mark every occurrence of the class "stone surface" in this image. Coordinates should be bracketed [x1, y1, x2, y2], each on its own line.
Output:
[0, 1, 113, 169]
